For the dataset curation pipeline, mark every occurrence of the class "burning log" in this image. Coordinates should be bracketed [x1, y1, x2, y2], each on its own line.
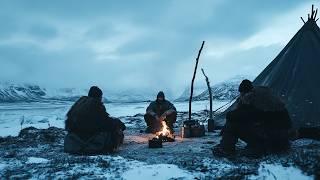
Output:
[148, 121, 175, 149]
[157, 134, 175, 142]
[156, 121, 175, 140]
[156, 121, 172, 137]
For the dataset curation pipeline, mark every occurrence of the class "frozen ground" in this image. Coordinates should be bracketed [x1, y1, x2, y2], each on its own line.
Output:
[0, 101, 319, 179]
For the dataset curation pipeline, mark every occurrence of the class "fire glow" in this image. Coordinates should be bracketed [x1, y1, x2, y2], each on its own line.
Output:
[154, 121, 175, 142]
[156, 121, 171, 137]
[148, 121, 175, 148]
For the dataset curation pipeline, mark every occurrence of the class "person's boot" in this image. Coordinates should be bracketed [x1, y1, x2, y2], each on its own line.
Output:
[214, 130, 237, 157]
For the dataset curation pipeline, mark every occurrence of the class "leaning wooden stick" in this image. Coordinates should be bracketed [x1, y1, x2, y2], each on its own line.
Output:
[201, 68, 215, 132]
[201, 68, 213, 120]
[188, 41, 205, 121]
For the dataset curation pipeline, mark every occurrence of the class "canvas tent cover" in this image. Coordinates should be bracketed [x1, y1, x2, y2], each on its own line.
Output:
[219, 9, 320, 128]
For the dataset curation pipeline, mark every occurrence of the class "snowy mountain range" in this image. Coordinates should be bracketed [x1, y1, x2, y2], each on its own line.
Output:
[175, 75, 254, 102]
[0, 75, 253, 103]
[0, 83, 110, 103]
[0, 82, 156, 103]
[174, 86, 208, 102]
[0, 83, 46, 102]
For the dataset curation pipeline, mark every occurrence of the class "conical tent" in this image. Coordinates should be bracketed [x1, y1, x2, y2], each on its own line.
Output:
[221, 6, 320, 128]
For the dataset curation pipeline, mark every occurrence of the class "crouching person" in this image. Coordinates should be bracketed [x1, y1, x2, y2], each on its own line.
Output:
[64, 86, 126, 155]
[214, 80, 291, 157]
[144, 91, 177, 133]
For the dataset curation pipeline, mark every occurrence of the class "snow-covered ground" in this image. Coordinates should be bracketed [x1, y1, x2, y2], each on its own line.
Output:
[0, 100, 317, 179]
[0, 100, 228, 137]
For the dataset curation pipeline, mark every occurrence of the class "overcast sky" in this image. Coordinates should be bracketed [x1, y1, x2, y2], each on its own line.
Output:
[0, 0, 318, 97]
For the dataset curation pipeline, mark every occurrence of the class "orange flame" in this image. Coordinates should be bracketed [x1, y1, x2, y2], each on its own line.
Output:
[156, 121, 171, 137]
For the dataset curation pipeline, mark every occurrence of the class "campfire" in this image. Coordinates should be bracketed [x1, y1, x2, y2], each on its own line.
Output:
[155, 121, 175, 142]
[149, 121, 175, 148]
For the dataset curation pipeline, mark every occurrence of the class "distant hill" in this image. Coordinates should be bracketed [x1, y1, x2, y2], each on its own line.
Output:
[174, 86, 207, 102]
[0, 82, 109, 103]
[0, 82, 46, 102]
[0, 82, 155, 103]
[1, 76, 253, 103]
[175, 75, 254, 102]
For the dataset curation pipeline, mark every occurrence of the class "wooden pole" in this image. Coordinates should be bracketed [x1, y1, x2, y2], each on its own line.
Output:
[201, 68, 215, 132]
[188, 41, 205, 121]
[312, 5, 314, 19]
[201, 68, 212, 119]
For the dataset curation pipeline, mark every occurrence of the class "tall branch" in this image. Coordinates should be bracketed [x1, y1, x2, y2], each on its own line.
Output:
[201, 68, 213, 120]
[312, 5, 314, 19]
[188, 41, 205, 121]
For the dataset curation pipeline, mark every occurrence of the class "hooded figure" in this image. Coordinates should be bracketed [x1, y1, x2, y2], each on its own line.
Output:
[64, 86, 126, 155]
[214, 80, 292, 157]
[144, 91, 177, 133]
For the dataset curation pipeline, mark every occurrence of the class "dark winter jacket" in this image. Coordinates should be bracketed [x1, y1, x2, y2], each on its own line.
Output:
[237, 86, 286, 112]
[146, 99, 176, 117]
[65, 96, 125, 140]
[236, 86, 292, 129]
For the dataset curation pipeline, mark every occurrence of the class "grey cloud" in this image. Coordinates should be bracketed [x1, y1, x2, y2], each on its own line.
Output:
[0, 0, 317, 98]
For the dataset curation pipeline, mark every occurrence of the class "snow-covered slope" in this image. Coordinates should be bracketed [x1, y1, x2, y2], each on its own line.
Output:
[175, 86, 207, 102]
[0, 82, 156, 103]
[0, 83, 110, 103]
[176, 76, 254, 102]
[1, 75, 253, 103]
[193, 79, 240, 101]
[0, 82, 46, 102]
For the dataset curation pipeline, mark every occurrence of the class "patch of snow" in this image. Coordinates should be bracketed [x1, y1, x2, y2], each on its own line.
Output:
[52, 155, 194, 179]
[122, 164, 195, 180]
[0, 163, 7, 170]
[291, 139, 316, 147]
[60, 164, 114, 179]
[26, 157, 50, 164]
[202, 158, 233, 170]
[249, 163, 313, 180]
